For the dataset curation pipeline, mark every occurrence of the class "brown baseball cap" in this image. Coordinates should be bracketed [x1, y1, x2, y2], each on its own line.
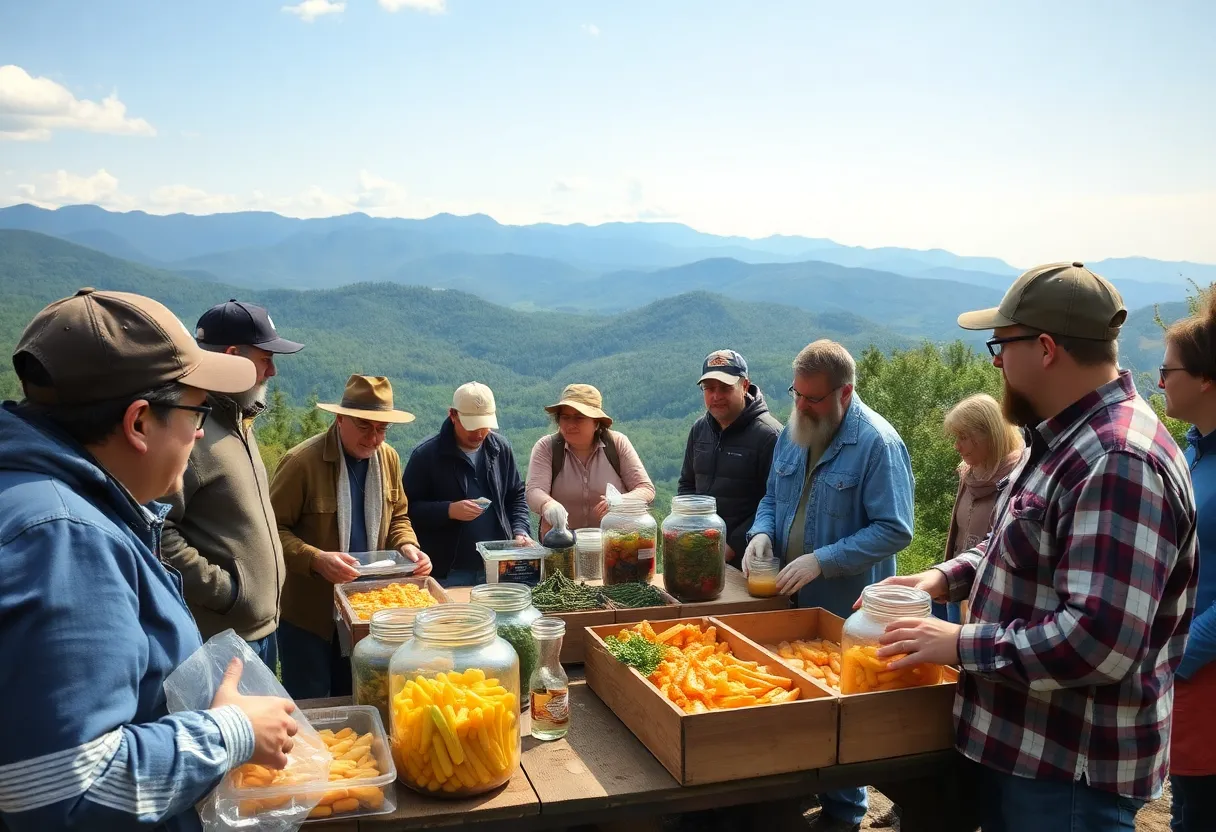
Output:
[957, 261, 1126, 341]
[13, 288, 257, 405]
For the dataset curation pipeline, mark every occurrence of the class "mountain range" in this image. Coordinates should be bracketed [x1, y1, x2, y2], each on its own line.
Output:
[1, 204, 1210, 321]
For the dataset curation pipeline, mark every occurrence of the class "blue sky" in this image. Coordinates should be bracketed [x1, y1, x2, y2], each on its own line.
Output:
[1, 1, 1213, 266]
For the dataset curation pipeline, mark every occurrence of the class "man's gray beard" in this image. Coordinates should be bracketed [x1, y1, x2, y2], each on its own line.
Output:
[787, 407, 840, 455]
[232, 382, 269, 412]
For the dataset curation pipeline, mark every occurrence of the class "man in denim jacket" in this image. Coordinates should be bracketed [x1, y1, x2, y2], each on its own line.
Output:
[745, 339, 915, 832]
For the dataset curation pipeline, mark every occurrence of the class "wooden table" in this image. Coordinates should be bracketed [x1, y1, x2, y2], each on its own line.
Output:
[303, 684, 971, 832]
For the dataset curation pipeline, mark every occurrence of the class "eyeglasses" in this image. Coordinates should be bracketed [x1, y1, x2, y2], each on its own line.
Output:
[788, 385, 839, 405]
[985, 333, 1040, 357]
[1159, 366, 1188, 384]
[350, 417, 390, 437]
[154, 403, 211, 430]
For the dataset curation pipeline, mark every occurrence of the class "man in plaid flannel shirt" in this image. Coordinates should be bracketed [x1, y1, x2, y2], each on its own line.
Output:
[871, 262, 1197, 831]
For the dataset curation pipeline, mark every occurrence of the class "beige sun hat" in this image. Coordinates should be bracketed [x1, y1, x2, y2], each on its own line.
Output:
[544, 383, 613, 426]
[316, 375, 415, 424]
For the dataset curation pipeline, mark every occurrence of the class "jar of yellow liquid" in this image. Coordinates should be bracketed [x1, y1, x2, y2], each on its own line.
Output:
[839, 585, 945, 694]
[746, 553, 781, 597]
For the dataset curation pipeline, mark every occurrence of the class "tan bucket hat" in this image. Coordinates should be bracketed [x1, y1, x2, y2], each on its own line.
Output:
[317, 375, 415, 424]
[544, 383, 612, 426]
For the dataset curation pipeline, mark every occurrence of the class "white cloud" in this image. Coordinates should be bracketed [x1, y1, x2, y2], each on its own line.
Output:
[13, 169, 132, 209]
[379, 0, 446, 13]
[581, 23, 600, 37]
[282, 0, 346, 22]
[552, 176, 589, 194]
[353, 169, 407, 209]
[0, 65, 155, 141]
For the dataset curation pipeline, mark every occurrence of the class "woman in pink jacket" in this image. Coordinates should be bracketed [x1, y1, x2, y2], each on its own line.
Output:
[526, 384, 655, 537]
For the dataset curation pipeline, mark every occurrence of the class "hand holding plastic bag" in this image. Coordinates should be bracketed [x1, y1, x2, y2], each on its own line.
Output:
[164, 630, 331, 832]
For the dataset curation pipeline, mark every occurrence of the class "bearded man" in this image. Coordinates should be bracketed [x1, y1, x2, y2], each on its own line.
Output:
[162, 299, 304, 667]
[745, 338, 914, 832]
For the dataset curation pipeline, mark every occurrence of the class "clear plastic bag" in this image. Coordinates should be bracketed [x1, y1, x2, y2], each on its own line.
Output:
[164, 630, 332, 832]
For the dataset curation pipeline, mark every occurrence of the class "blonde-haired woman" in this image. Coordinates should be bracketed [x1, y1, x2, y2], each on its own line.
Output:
[940, 393, 1026, 621]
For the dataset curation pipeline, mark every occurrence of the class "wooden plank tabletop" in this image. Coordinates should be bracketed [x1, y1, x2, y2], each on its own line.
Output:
[662, 566, 789, 617]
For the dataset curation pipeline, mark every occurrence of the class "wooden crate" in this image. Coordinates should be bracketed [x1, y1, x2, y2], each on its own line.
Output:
[608, 585, 683, 625]
[545, 607, 617, 664]
[656, 567, 791, 618]
[713, 608, 959, 764]
[584, 616, 838, 785]
[334, 576, 450, 648]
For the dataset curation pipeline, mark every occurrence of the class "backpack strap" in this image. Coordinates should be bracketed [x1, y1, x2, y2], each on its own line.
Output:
[549, 432, 566, 483]
[549, 428, 623, 484]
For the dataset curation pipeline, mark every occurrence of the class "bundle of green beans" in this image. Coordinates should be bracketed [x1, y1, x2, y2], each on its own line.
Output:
[600, 581, 667, 609]
[531, 572, 607, 613]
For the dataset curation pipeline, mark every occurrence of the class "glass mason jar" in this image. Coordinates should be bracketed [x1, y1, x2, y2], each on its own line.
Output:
[469, 583, 542, 730]
[573, 528, 602, 581]
[388, 604, 521, 797]
[539, 525, 576, 581]
[600, 498, 658, 585]
[746, 552, 781, 598]
[839, 585, 945, 694]
[661, 495, 726, 601]
[352, 608, 416, 727]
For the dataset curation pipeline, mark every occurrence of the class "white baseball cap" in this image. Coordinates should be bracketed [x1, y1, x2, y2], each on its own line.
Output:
[452, 382, 499, 430]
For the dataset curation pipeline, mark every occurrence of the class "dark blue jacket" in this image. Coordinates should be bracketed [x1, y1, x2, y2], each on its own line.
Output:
[1179, 425, 1216, 679]
[0, 403, 254, 832]
[403, 419, 531, 578]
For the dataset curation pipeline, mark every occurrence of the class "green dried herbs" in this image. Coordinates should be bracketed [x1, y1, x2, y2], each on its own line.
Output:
[605, 632, 669, 676]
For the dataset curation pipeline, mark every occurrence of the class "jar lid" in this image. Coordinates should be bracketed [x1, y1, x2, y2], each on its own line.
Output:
[469, 582, 534, 613]
[671, 494, 717, 515]
[369, 608, 416, 642]
[606, 497, 650, 516]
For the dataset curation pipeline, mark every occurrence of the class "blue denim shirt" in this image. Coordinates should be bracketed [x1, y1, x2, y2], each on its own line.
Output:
[748, 394, 915, 617]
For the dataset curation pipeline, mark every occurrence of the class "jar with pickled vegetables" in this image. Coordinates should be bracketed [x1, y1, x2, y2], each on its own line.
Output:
[600, 498, 657, 585]
[468, 583, 541, 731]
[839, 585, 945, 694]
[661, 495, 726, 601]
[352, 608, 416, 727]
[388, 604, 520, 797]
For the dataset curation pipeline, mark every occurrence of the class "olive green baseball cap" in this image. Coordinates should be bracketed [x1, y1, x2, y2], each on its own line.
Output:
[14, 288, 256, 405]
[958, 261, 1126, 341]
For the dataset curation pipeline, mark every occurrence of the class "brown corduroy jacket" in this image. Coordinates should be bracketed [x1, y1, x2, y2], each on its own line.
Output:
[270, 422, 418, 638]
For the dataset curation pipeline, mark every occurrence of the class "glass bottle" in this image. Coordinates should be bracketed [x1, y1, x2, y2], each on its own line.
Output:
[746, 552, 781, 598]
[351, 608, 415, 727]
[388, 604, 521, 797]
[528, 617, 569, 741]
[661, 494, 727, 601]
[839, 584, 945, 694]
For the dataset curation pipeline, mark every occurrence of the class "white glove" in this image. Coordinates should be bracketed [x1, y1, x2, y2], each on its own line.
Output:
[742, 534, 773, 577]
[776, 553, 822, 596]
[542, 501, 569, 531]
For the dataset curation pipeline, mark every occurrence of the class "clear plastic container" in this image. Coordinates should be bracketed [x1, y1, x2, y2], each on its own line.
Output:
[661, 495, 726, 601]
[746, 553, 781, 598]
[573, 528, 602, 581]
[302, 706, 398, 822]
[469, 583, 542, 732]
[601, 498, 658, 585]
[220, 706, 396, 825]
[476, 540, 547, 586]
[840, 585, 946, 694]
[350, 549, 419, 578]
[352, 609, 416, 727]
[388, 604, 521, 797]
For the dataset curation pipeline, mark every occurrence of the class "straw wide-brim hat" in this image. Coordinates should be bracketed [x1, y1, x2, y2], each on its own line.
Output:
[544, 383, 612, 426]
[317, 375, 415, 424]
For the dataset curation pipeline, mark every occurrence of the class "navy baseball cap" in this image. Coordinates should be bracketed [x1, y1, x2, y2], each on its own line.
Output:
[195, 300, 304, 354]
[698, 349, 749, 385]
